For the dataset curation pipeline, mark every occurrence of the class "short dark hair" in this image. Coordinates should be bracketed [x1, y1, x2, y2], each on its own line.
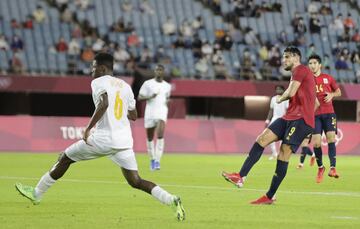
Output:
[284, 46, 302, 59]
[94, 53, 113, 70]
[308, 54, 322, 64]
[275, 85, 285, 90]
[156, 64, 165, 70]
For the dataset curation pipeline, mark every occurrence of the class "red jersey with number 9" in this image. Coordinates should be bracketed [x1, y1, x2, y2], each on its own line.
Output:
[314, 73, 339, 115]
[283, 64, 316, 128]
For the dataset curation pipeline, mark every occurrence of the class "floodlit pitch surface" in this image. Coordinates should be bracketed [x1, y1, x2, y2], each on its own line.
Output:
[1, 153, 359, 229]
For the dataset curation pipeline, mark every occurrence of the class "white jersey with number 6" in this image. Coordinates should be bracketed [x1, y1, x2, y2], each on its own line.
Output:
[91, 75, 136, 149]
[139, 79, 171, 121]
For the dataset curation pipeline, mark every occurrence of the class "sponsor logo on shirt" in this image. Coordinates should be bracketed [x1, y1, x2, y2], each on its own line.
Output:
[323, 78, 329, 84]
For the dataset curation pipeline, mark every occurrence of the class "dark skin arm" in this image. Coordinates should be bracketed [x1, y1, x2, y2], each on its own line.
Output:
[265, 108, 274, 127]
[83, 93, 108, 144]
[128, 109, 137, 121]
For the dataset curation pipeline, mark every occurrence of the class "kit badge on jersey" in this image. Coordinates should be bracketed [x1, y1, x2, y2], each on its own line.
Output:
[323, 78, 329, 84]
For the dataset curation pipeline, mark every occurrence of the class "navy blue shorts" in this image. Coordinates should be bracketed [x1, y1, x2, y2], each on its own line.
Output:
[268, 118, 314, 153]
[314, 113, 337, 135]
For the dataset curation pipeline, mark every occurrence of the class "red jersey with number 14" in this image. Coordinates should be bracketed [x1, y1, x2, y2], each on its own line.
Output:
[283, 64, 316, 128]
[315, 73, 339, 115]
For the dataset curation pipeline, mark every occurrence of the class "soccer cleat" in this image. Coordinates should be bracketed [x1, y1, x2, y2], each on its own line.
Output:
[296, 163, 304, 169]
[150, 159, 156, 171]
[328, 167, 340, 178]
[222, 171, 244, 188]
[316, 166, 326, 183]
[250, 195, 275, 205]
[172, 196, 185, 221]
[154, 161, 160, 170]
[310, 155, 315, 166]
[15, 183, 40, 205]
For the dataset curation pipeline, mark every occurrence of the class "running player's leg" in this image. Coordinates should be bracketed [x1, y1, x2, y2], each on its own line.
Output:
[313, 115, 325, 179]
[222, 118, 283, 187]
[325, 114, 339, 178]
[297, 138, 314, 168]
[154, 120, 166, 169]
[145, 119, 157, 170]
[110, 149, 185, 220]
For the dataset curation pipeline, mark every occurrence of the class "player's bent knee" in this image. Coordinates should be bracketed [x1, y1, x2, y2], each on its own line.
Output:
[128, 177, 142, 189]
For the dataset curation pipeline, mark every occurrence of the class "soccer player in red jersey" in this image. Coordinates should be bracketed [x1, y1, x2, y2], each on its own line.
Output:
[222, 46, 319, 204]
[307, 54, 342, 183]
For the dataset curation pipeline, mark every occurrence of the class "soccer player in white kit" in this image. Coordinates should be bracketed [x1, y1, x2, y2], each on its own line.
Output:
[15, 53, 185, 221]
[265, 85, 289, 160]
[138, 65, 171, 171]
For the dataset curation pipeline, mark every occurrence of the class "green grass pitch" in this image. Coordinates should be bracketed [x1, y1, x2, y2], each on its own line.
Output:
[1, 153, 360, 229]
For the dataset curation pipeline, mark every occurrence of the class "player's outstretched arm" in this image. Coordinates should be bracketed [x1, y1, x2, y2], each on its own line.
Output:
[128, 109, 137, 121]
[83, 93, 108, 143]
[276, 80, 301, 103]
[138, 93, 157, 101]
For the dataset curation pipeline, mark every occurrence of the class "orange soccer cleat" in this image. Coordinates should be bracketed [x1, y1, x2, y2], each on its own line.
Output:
[222, 171, 244, 188]
[316, 166, 326, 183]
[328, 167, 340, 178]
[250, 195, 275, 205]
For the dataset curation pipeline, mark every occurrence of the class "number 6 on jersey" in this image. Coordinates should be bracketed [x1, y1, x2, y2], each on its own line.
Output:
[114, 91, 123, 120]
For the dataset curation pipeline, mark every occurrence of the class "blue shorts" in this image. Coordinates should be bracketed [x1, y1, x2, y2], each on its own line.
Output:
[314, 113, 337, 135]
[268, 118, 314, 153]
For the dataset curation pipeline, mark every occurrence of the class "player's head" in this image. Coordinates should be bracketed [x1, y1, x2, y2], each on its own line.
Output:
[307, 54, 322, 75]
[282, 46, 302, 71]
[275, 85, 285, 95]
[91, 53, 114, 78]
[154, 64, 165, 80]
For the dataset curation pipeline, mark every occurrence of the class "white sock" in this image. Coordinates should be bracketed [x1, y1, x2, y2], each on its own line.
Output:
[146, 140, 155, 160]
[270, 142, 277, 156]
[151, 186, 174, 205]
[34, 172, 56, 199]
[155, 138, 164, 162]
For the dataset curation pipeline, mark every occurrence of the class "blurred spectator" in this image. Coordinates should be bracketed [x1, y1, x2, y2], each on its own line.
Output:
[48, 45, 57, 54]
[139, 0, 155, 15]
[56, 37, 68, 52]
[72, 23, 83, 38]
[192, 35, 203, 58]
[11, 19, 21, 29]
[33, 5, 46, 23]
[10, 35, 24, 51]
[173, 35, 185, 48]
[23, 15, 34, 29]
[209, 0, 221, 15]
[294, 34, 306, 46]
[123, 22, 135, 33]
[306, 43, 317, 58]
[127, 31, 141, 47]
[180, 20, 193, 38]
[68, 38, 81, 56]
[10, 51, 25, 74]
[61, 7, 75, 23]
[322, 54, 331, 70]
[268, 45, 281, 68]
[319, 3, 332, 15]
[138, 46, 153, 68]
[339, 28, 351, 42]
[111, 17, 125, 32]
[351, 50, 360, 64]
[335, 55, 349, 69]
[278, 30, 289, 45]
[81, 46, 95, 63]
[192, 16, 204, 31]
[162, 17, 177, 36]
[258, 45, 269, 61]
[294, 17, 307, 35]
[330, 14, 344, 33]
[244, 28, 260, 45]
[352, 29, 360, 42]
[92, 38, 105, 52]
[309, 14, 321, 34]
[122, 0, 133, 12]
[220, 32, 233, 50]
[195, 57, 210, 79]
[114, 46, 130, 64]
[212, 50, 232, 80]
[201, 41, 214, 59]
[241, 49, 256, 80]
[170, 64, 182, 78]
[234, 0, 246, 17]
[228, 24, 242, 44]
[291, 12, 301, 30]
[55, 0, 69, 12]
[75, 0, 92, 10]
[0, 35, 9, 50]
[307, 0, 318, 14]
[343, 13, 355, 30]
[154, 45, 172, 64]
[332, 42, 343, 56]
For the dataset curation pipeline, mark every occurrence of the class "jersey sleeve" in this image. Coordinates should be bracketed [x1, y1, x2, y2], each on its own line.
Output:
[91, 79, 107, 106]
[329, 76, 339, 91]
[139, 81, 150, 97]
[126, 84, 136, 110]
[292, 66, 306, 83]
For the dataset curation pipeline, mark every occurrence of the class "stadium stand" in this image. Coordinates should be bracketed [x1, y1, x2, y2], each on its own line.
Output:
[0, 0, 359, 83]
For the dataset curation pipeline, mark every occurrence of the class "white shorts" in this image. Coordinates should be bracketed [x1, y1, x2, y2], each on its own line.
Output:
[144, 118, 166, 128]
[64, 136, 138, 170]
